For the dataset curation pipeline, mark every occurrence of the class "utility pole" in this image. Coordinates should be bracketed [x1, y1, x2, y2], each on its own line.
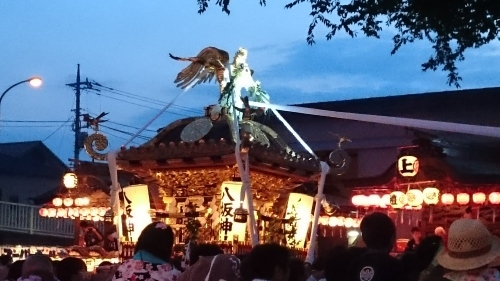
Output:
[66, 64, 92, 167]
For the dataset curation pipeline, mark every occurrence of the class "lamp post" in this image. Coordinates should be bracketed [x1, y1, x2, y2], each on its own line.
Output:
[0, 77, 43, 120]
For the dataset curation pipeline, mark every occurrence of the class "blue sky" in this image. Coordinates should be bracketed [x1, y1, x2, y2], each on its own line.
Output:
[1, 1, 499, 164]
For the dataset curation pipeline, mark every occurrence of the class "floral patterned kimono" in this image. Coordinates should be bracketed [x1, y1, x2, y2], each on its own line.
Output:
[444, 268, 500, 281]
[113, 251, 181, 281]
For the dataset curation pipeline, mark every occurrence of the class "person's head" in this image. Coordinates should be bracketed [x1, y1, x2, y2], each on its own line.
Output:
[288, 258, 307, 281]
[189, 244, 223, 265]
[360, 212, 396, 252]
[411, 227, 422, 242]
[241, 243, 290, 281]
[56, 257, 87, 281]
[0, 255, 13, 266]
[22, 254, 56, 281]
[434, 226, 446, 238]
[134, 222, 174, 263]
[414, 235, 443, 273]
[7, 260, 24, 281]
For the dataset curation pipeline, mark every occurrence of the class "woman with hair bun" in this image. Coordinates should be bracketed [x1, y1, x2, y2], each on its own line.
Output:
[112, 222, 181, 281]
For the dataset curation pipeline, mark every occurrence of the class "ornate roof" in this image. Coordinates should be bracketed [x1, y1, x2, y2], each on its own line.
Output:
[116, 115, 321, 200]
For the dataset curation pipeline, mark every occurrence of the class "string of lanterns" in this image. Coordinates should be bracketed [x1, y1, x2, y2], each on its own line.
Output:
[318, 216, 362, 228]
[39, 206, 110, 221]
[351, 188, 500, 209]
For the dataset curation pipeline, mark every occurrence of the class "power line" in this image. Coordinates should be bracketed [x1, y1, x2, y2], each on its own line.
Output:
[2, 120, 68, 123]
[43, 117, 73, 141]
[0, 125, 71, 128]
[99, 124, 151, 140]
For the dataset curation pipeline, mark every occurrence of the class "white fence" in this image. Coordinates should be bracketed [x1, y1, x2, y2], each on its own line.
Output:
[0, 201, 75, 238]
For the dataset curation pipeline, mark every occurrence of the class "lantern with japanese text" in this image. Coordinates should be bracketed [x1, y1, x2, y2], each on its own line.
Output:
[423, 187, 440, 205]
[397, 155, 419, 177]
[473, 192, 486, 205]
[456, 193, 470, 205]
[122, 184, 153, 242]
[423, 187, 440, 223]
[441, 193, 454, 205]
[286, 192, 314, 248]
[219, 181, 248, 242]
[406, 189, 424, 207]
[390, 191, 406, 209]
[63, 198, 74, 207]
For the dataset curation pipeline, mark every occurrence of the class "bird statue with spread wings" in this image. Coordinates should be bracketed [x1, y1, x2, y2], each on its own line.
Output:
[169, 47, 230, 93]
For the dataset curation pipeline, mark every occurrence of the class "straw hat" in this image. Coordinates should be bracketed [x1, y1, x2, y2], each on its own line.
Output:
[437, 218, 500, 271]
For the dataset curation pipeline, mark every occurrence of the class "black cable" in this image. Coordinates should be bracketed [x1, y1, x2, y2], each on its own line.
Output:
[43, 117, 73, 141]
[2, 120, 68, 123]
[99, 124, 151, 140]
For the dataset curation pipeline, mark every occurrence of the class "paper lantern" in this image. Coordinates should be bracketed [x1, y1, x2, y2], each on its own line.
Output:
[98, 207, 107, 217]
[47, 208, 56, 218]
[92, 216, 100, 222]
[352, 218, 361, 228]
[63, 198, 74, 207]
[52, 197, 63, 207]
[285, 192, 314, 247]
[56, 208, 67, 218]
[489, 192, 500, 204]
[406, 189, 424, 207]
[456, 193, 470, 205]
[81, 197, 90, 206]
[218, 181, 248, 242]
[380, 194, 391, 208]
[123, 184, 154, 242]
[390, 191, 406, 209]
[90, 207, 99, 217]
[39, 208, 48, 217]
[441, 193, 454, 205]
[344, 217, 354, 228]
[351, 195, 364, 206]
[63, 173, 78, 189]
[368, 194, 381, 206]
[473, 192, 486, 204]
[336, 216, 345, 227]
[328, 216, 338, 227]
[80, 207, 90, 216]
[423, 187, 440, 205]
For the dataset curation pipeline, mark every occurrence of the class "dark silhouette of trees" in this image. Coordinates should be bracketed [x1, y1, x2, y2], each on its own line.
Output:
[196, 0, 500, 87]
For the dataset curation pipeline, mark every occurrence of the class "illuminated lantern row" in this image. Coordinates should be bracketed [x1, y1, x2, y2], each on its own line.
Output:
[39, 206, 109, 221]
[52, 197, 89, 207]
[319, 216, 361, 228]
[441, 192, 500, 205]
[353, 189, 500, 209]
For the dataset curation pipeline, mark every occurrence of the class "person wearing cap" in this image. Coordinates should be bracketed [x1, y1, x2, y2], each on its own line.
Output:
[437, 218, 500, 281]
[344, 212, 405, 281]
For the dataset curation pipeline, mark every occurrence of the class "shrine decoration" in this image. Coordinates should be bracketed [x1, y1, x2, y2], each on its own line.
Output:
[285, 193, 314, 248]
[63, 173, 78, 189]
[380, 194, 391, 208]
[390, 191, 406, 209]
[456, 193, 470, 205]
[219, 181, 248, 242]
[441, 193, 454, 205]
[489, 192, 500, 222]
[406, 189, 424, 207]
[397, 155, 420, 177]
[423, 187, 439, 223]
[122, 184, 152, 242]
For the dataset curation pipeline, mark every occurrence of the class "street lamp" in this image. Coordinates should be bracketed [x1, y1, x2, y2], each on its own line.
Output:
[0, 77, 43, 119]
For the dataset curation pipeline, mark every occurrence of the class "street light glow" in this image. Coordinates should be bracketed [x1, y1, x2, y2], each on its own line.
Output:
[29, 77, 42, 88]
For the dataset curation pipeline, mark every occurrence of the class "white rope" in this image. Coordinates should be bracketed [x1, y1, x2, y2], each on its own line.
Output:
[249, 102, 500, 138]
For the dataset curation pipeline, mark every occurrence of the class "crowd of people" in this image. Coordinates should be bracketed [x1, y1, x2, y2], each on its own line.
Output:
[1, 213, 500, 281]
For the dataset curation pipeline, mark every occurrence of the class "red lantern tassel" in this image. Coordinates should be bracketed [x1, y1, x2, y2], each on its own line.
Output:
[493, 208, 496, 223]
[428, 206, 434, 223]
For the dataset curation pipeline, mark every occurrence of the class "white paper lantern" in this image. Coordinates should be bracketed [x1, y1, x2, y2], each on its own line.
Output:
[368, 194, 381, 206]
[390, 191, 406, 209]
[380, 194, 391, 208]
[423, 187, 440, 205]
[406, 189, 424, 207]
